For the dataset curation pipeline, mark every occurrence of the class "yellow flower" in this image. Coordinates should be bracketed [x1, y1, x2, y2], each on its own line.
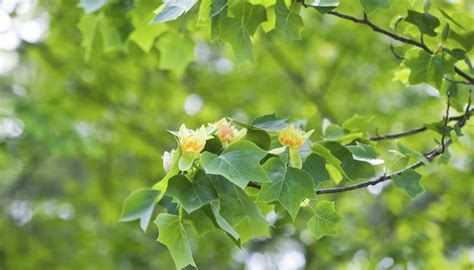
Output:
[212, 118, 247, 146]
[278, 125, 314, 149]
[178, 124, 207, 153]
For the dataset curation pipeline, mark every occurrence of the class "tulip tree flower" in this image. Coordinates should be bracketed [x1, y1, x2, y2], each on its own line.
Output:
[212, 118, 247, 147]
[270, 124, 314, 169]
[177, 124, 207, 171]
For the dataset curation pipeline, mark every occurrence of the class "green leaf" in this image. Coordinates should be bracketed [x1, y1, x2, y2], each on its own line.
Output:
[210, 0, 227, 18]
[303, 153, 331, 187]
[304, 0, 339, 13]
[326, 163, 343, 184]
[438, 8, 466, 31]
[184, 208, 216, 237]
[323, 119, 365, 143]
[152, 0, 198, 23]
[403, 49, 456, 89]
[449, 30, 474, 52]
[156, 31, 196, 76]
[209, 200, 240, 240]
[209, 175, 270, 243]
[359, 0, 390, 14]
[119, 188, 160, 232]
[347, 142, 384, 165]
[323, 142, 375, 180]
[231, 2, 267, 36]
[129, 1, 167, 52]
[166, 171, 217, 213]
[273, 0, 304, 41]
[323, 121, 345, 140]
[405, 10, 440, 37]
[77, 0, 108, 14]
[392, 169, 424, 199]
[289, 147, 302, 169]
[307, 201, 342, 240]
[397, 142, 430, 165]
[219, 17, 253, 64]
[258, 157, 315, 219]
[202, 136, 223, 154]
[245, 129, 271, 150]
[232, 114, 279, 150]
[155, 214, 196, 269]
[152, 148, 181, 201]
[235, 113, 288, 132]
[201, 141, 270, 188]
[197, 0, 212, 27]
[99, 17, 123, 52]
[342, 114, 375, 132]
[250, 0, 276, 8]
[178, 151, 198, 171]
[214, 2, 266, 63]
[312, 143, 349, 180]
[78, 13, 101, 60]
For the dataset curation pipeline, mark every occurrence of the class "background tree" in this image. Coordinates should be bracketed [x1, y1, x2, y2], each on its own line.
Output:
[0, 0, 472, 269]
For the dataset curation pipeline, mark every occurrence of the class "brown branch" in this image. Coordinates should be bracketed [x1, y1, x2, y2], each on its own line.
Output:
[327, 10, 432, 52]
[325, 10, 474, 84]
[369, 126, 427, 141]
[368, 109, 473, 141]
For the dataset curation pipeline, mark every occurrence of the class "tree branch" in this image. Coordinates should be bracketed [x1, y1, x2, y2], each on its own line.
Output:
[368, 109, 473, 141]
[325, 10, 474, 84]
[316, 93, 472, 195]
[369, 126, 427, 141]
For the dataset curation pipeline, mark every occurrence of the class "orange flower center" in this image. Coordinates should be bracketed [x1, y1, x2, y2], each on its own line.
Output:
[217, 126, 234, 142]
[278, 135, 305, 149]
[181, 138, 205, 153]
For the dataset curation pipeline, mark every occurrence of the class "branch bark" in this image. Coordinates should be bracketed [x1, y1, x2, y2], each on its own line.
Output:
[368, 109, 473, 141]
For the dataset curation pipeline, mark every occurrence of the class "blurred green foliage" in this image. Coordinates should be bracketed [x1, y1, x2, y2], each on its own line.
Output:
[0, 0, 473, 269]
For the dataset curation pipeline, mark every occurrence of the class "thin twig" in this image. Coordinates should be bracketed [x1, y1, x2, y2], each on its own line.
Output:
[443, 76, 473, 85]
[368, 110, 473, 141]
[327, 11, 432, 53]
[325, 10, 474, 84]
[390, 43, 405, 60]
[369, 126, 426, 141]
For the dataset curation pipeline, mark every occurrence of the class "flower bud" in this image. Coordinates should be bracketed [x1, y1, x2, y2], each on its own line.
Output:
[162, 149, 175, 173]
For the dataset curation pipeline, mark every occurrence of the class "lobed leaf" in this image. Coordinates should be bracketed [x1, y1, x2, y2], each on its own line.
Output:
[307, 201, 342, 240]
[119, 189, 160, 232]
[155, 214, 196, 269]
[392, 169, 424, 199]
[258, 157, 316, 219]
[201, 141, 271, 188]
